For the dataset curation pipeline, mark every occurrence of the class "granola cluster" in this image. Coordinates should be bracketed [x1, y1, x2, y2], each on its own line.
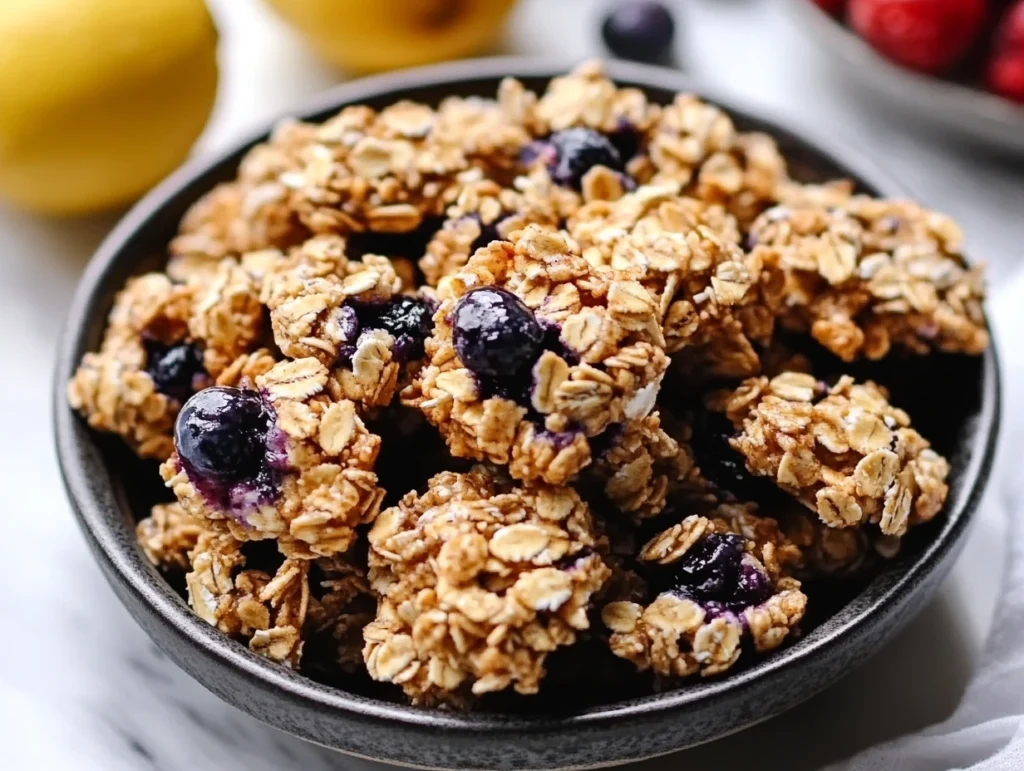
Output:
[603, 511, 807, 678]
[405, 224, 669, 487]
[68, 61, 988, 708]
[363, 468, 609, 703]
[712, 372, 950, 537]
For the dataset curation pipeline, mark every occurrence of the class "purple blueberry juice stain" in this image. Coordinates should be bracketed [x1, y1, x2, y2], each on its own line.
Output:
[143, 339, 208, 403]
[659, 533, 774, 616]
[174, 386, 287, 525]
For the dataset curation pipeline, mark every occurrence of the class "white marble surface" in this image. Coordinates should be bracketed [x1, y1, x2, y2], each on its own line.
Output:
[2, 0, 1021, 769]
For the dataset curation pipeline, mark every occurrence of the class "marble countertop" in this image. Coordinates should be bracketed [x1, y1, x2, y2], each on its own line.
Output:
[3, 1, 1021, 769]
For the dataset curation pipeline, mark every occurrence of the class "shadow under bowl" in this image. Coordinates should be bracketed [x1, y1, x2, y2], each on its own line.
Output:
[54, 57, 1001, 771]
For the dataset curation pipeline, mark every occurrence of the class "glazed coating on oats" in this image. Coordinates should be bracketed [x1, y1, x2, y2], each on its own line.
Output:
[67, 274, 207, 459]
[713, 372, 950, 537]
[602, 511, 807, 679]
[569, 185, 771, 379]
[161, 358, 385, 558]
[362, 469, 610, 703]
[748, 197, 988, 362]
[185, 531, 310, 667]
[405, 224, 669, 486]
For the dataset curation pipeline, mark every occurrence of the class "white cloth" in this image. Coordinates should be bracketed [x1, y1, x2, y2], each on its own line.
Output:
[833, 274, 1024, 771]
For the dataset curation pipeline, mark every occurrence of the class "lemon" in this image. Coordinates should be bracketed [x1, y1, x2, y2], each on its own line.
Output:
[265, 0, 517, 73]
[0, 0, 218, 215]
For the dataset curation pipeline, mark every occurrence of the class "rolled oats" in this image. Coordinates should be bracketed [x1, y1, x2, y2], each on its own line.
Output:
[713, 373, 950, 536]
[748, 197, 988, 361]
[363, 468, 610, 704]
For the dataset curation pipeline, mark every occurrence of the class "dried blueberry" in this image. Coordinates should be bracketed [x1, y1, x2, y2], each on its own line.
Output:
[452, 287, 544, 380]
[145, 340, 206, 403]
[548, 128, 623, 190]
[668, 533, 772, 612]
[175, 387, 272, 483]
[601, 1, 676, 65]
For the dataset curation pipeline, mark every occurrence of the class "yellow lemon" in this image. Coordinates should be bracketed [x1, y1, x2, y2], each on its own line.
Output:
[0, 0, 218, 215]
[265, 0, 517, 73]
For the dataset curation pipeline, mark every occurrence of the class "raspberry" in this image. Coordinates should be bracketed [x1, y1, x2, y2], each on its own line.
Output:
[848, 0, 988, 75]
[986, 49, 1024, 102]
[994, 1, 1024, 52]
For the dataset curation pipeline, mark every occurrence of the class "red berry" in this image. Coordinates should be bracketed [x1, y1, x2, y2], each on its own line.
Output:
[848, 0, 988, 75]
[994, 1, 1024, 52]
[986, 50, 1024, 102]
[811, 0, 847, 16]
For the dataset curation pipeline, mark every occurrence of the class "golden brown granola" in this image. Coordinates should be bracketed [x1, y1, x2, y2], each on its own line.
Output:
[749, 197, 989, 361]
[260, 234, 432, 409]
[603, 512, 806, 679]
[185, 531, 310, 667]
[137, 502, 206, 571]
[67, 274, 203, 459]
[404, 224, 668, 485]
[569, 186, 771, 379]
[161, 358, 385, 558]
[713, 372, 950, 537]
[362, 468, 610, 704]
[419, 177, 562, 286]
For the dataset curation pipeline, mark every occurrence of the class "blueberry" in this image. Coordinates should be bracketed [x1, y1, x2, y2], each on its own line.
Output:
[668, 533, 773, 611]
[175, 387, 271, 483]
[343, 296, 435, 366]
[452, 287, 544, 380]
[372, 296, 434, 352]
[601, 1, 676, 65]
[145, 340, 206, 403]
[548, 128, 623, 191]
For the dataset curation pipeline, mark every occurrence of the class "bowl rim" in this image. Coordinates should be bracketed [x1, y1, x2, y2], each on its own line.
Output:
[785, 0, 1024, 124]
[54, 56, 1002, 737]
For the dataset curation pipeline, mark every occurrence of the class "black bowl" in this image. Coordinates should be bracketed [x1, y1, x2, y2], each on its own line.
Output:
[54, 58, 1001, 771]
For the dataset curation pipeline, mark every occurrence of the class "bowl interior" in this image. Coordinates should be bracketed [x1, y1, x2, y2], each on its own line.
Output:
[56, 59, 999, 732]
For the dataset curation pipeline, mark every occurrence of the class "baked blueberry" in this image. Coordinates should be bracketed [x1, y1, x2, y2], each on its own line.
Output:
[668, 533, 773, 612]
[145, 340, 206, 403]
[452, 287, 544, 380]
[343, 295, 435, 365]
[370, 296, 434, 361]
[548, 128, 623, 190]
[175, 387, 272, 483]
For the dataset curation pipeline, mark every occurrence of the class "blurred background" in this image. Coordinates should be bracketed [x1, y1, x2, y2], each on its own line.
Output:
[2, 1, 1022, 769]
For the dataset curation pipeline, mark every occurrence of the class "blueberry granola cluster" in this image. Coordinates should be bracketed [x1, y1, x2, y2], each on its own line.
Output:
[68, 62, 988, 709]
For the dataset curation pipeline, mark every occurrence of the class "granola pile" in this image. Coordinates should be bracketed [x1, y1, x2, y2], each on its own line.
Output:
[69, 61, 988, 709]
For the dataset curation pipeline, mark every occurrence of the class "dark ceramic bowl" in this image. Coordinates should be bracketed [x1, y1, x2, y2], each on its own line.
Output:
[55, 58, 1000, 771]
